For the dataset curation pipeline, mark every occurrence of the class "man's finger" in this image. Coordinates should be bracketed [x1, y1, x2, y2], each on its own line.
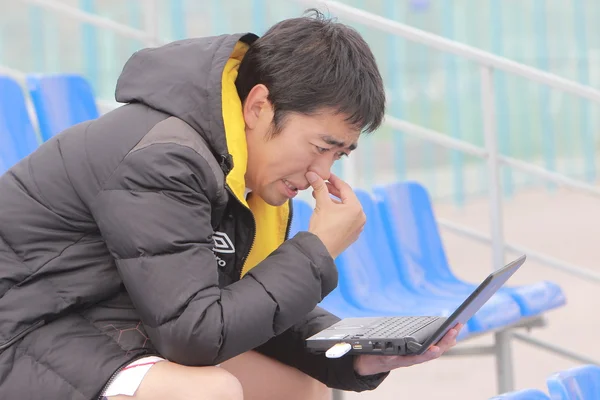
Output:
[328, 173, 356, 203]
[425, 347, 442, 360]
[396, 350, 439, 367]
[435, 329, 458, 353]
[434, 329, 457, 349]
[312, 190, 341, 204]
[306, 172, 331, 205]
[326, 182, 342, 200]
[443, 328, 458, 342]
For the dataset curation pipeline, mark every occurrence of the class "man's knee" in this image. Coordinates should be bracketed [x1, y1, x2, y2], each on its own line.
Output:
[206, 368, 244, 400]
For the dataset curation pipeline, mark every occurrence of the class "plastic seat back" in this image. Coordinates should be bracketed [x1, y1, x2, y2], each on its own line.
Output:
[27, 74, 99, 141]
[0, 76, 40, 174]
[289, 199, 312, 238]
[547, 364, 600, 400]
[374, 181, 459, 288]
[334, 189, 414, 306]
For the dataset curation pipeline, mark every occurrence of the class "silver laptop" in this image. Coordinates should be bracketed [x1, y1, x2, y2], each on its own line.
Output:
[306, 255, 526, 357]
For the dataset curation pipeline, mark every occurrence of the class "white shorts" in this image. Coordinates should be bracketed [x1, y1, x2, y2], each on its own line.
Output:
[102, 356, 165, 397]
[102, 356, 221, 397]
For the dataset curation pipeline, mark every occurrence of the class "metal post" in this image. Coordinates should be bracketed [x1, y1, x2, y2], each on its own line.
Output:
[490, 0, 513, 198]
[493, 330, 513, 393]
[442, 0, 465, 208]
[332, 389, 344, 400]
[481, 65, 514, 394]
[481, 67, 505, 277]
[80, 0, 99, 93]
[572, 0, 595, 182]
[143, 0, 160, 47]
[29, 4, 45, 72]
[170, 0, 186, 40]
[386, 0, 406, 185]
[252, 0, 266, 35]
[533, 0, 556, 192]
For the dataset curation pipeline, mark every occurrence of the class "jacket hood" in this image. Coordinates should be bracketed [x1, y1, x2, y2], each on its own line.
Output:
[115, 33, 258, 173]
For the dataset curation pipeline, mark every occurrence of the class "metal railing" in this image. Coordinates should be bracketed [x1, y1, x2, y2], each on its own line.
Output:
[23, 0, 164, 46]
[5, 0, 166, 106]
[291, 0, 600, 395]
[296, 0, 600, 102]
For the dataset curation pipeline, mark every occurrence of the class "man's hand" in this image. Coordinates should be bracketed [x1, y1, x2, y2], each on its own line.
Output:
[353, 324, 463, 376]
[306, 172, 365, 259]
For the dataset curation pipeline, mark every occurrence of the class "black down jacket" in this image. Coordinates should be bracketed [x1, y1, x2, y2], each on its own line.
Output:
[0, 33, 388, 399]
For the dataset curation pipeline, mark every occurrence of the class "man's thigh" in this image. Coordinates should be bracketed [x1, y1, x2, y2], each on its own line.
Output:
[106, 361, 242, 400]
[219, 351, 332, 400]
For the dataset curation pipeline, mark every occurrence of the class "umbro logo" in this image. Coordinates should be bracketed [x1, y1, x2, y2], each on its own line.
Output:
[212, 231, 235, 254]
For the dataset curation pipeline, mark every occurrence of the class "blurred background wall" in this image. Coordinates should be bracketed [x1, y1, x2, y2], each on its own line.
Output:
[2, 0, 599, 207]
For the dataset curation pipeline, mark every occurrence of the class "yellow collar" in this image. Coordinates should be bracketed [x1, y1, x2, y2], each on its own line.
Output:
[220, 41, 291, 277]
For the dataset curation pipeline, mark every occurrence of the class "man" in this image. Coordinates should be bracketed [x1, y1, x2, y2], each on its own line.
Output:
[0, 10, 460, 400]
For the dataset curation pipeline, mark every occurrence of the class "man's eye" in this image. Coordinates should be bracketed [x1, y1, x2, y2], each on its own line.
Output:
[315, 146, 329, 154]
[335, 152, 349, 160]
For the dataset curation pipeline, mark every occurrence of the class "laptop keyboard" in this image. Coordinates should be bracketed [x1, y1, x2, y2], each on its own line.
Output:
[355, 316, 439, 339]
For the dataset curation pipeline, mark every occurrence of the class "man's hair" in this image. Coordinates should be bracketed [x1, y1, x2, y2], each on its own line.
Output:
[236, 9, 385, 135]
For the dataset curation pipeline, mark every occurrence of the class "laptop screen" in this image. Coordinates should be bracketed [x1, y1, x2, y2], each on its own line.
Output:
[417, 255, 526, 352]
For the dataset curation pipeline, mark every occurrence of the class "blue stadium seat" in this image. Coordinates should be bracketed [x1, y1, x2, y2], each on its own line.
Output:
[547, 364, 600, 400]
[0, 76, 40, 175]
[26, 73, 99, 141]
[288, 197, 312, 239]
[373, 181, 566, 317]
[488, 388, 550, 399]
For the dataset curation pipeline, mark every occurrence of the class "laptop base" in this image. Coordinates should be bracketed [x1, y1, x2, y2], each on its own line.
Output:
[306, 316, 447, 356]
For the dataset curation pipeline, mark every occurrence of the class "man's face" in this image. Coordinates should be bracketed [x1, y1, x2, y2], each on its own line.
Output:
[243, 86, 359, 206]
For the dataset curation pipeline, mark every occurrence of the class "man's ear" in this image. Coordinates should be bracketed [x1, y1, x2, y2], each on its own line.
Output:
[243, 84, 274, 130]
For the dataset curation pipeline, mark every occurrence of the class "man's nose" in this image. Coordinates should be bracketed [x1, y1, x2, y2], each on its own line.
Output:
[309, 155, 334, 182]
